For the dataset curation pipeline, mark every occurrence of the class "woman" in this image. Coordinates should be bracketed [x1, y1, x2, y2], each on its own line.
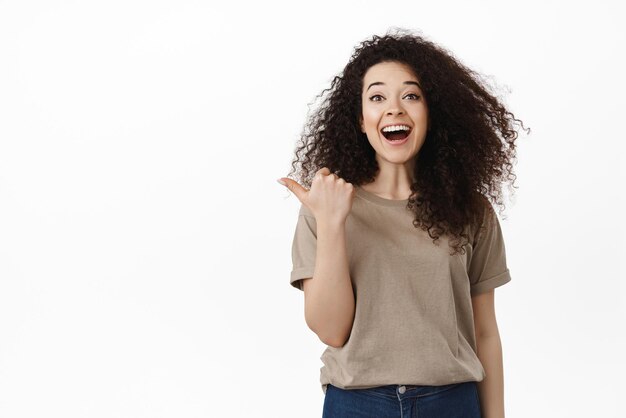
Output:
[278, 28, 526, 418]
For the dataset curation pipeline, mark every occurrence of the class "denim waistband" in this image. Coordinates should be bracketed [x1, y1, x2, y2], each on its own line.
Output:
[336, 381, 475, 400]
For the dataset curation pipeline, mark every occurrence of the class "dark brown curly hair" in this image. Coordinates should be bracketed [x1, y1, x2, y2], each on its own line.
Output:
[286, 28, 529, 255]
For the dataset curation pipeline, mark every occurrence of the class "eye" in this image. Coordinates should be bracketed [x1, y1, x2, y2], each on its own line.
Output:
[368, 93, 421, 102]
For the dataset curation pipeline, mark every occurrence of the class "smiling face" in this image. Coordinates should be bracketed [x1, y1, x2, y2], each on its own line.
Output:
[359, 61, 429, 168]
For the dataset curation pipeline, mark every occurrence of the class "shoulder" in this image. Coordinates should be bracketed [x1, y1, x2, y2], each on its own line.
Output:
[298, 203, 315, 218]
[466, 195, 492, 244]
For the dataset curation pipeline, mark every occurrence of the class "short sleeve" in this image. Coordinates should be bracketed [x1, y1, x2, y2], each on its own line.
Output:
[468, 204, 512, 296]
[290, 204, 317, 291]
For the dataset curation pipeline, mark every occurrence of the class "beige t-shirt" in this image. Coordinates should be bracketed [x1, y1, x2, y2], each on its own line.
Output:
[290, 186, 512, 395]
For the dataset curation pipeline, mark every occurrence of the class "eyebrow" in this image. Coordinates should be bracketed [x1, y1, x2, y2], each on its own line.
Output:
[366, 81, 421, 92]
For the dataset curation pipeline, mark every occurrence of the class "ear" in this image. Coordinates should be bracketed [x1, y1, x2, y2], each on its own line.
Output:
[359, 116, 365, 133]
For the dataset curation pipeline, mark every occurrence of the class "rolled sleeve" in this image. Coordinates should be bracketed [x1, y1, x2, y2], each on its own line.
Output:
[468, 204, 512, 296]
[289, 204, 317, 291]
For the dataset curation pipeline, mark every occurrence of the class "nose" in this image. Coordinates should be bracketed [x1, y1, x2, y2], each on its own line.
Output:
[385, 98, 405, 116]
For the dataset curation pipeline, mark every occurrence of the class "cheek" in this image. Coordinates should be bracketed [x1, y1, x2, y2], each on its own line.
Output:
[362, 106, 379, 128]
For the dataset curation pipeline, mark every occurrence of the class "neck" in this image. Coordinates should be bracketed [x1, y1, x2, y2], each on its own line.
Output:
[362, 155, 416, 198]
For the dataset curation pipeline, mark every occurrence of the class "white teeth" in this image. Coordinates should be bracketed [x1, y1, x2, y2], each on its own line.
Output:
[381, 125, 411, 132]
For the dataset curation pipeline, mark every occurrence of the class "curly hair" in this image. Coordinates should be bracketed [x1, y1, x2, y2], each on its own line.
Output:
[286, 28, 529, 255]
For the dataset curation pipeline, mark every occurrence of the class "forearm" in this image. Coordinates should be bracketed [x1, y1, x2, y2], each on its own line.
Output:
[476, 335, 505, 418]
[304, 220, 355, 347]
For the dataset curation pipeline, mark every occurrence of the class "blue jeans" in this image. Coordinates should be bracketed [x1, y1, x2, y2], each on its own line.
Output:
[322, 381, 482, 418]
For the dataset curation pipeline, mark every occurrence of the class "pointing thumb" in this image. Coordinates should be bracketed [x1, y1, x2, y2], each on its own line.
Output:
[277, 177, 308, 203]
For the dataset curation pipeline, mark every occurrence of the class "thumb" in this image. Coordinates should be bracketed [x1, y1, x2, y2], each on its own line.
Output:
[278, 177, 309, 203]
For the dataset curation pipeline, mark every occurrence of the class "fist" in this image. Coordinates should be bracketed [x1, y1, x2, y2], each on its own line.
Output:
[278, 167, 356, 224]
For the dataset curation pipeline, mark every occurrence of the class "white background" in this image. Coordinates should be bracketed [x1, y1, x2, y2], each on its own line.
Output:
[1, 1, 624, 417]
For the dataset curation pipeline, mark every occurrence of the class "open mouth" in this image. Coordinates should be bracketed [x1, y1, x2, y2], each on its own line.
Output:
[380, 127, 412, 142]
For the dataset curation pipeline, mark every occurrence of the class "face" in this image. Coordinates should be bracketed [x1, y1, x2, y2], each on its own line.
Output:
[359, 61, 429, 169]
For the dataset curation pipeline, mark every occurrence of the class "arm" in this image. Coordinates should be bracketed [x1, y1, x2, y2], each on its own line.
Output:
[303, 219, 355, 348]
[472, 289, 505, 418]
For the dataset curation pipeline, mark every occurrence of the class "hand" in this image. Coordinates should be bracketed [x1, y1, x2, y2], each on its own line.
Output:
[278, 167, 356, 225]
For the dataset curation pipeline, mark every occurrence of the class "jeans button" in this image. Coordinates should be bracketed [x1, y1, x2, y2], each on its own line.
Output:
[398, 385, 406, 394]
